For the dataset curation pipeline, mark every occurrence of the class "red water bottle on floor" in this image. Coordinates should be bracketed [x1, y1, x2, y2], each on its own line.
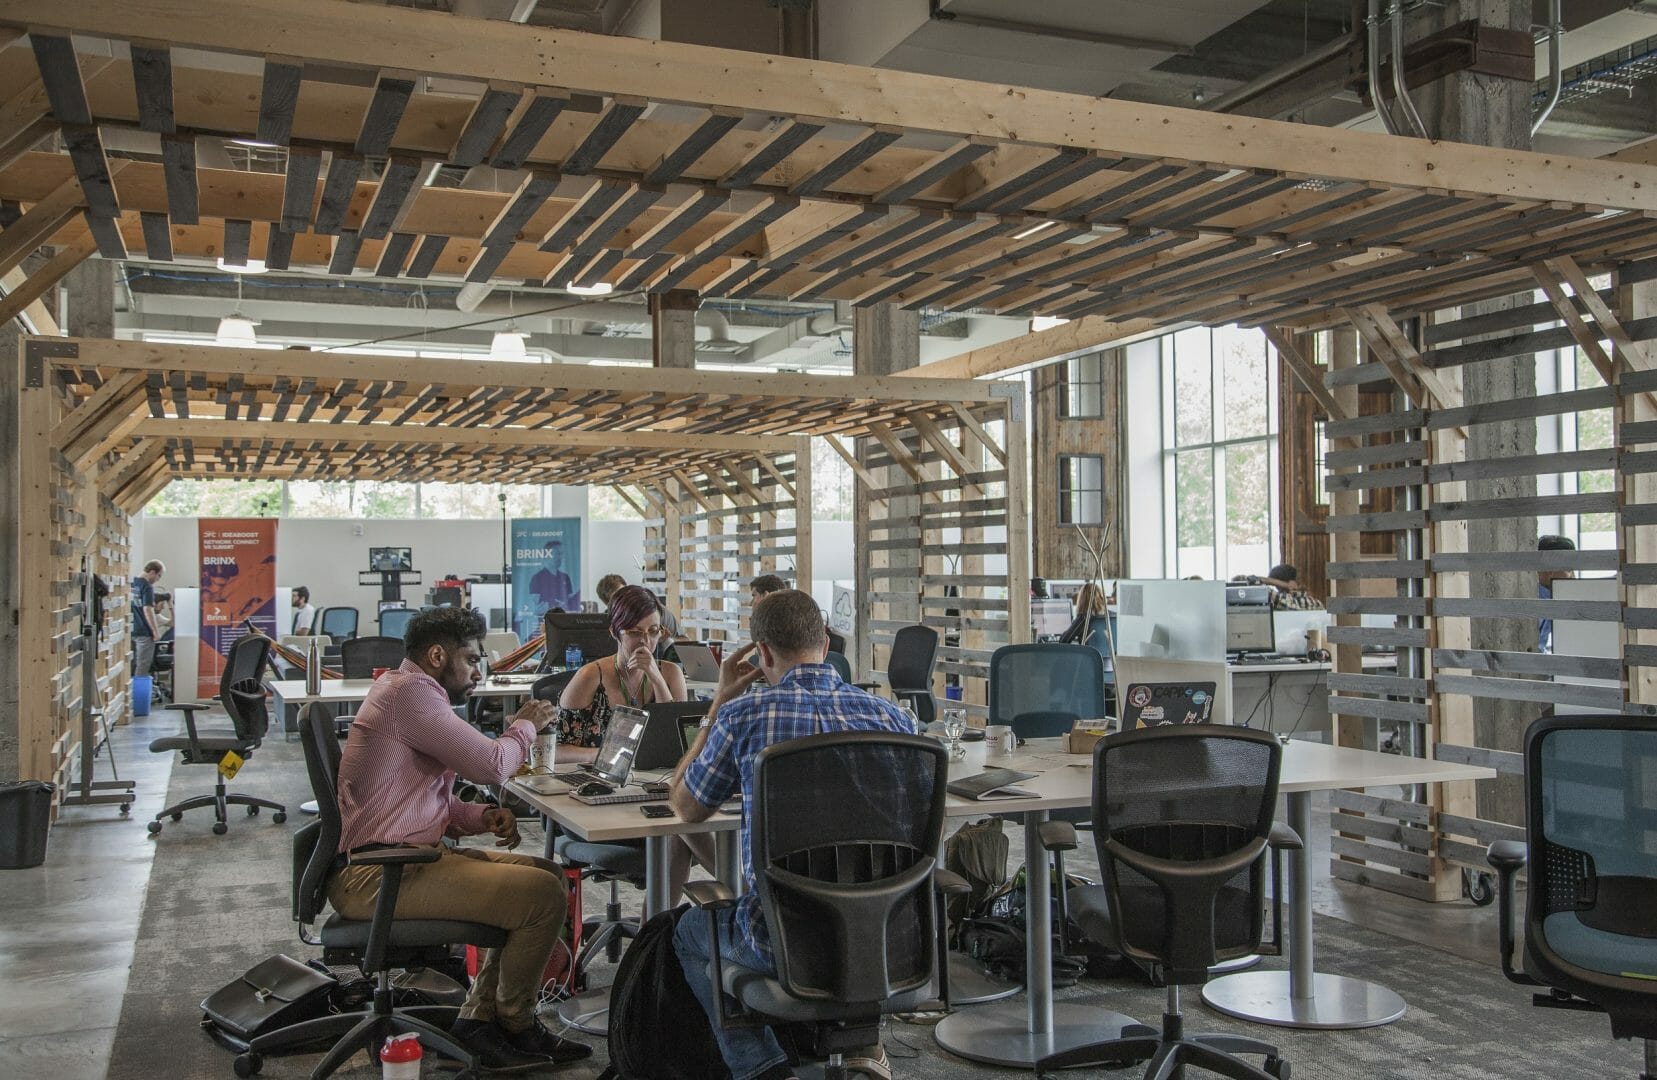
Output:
[381, 1032, 422, 1079]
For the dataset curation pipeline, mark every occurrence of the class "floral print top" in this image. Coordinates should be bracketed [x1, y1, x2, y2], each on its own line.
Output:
[555, 658, 657, 748]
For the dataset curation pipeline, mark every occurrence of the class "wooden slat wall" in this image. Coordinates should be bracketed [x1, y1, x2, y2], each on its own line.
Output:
[1320, 257, 1657, 899]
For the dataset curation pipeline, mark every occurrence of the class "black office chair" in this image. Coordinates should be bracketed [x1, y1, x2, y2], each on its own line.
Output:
[826, 628, 848, 656]
[532, 670, 578, 703]
[150, 637, 175, 706]
[686, 731, 966, 1080]
[147, 634, 287, 836]
[319, 606, 359, 642]
[1488, 715, 1657, 1078]
[340, 636, 405, 678]
[378, 607, 415, 639]
[235, 704, 498, 1079]
[825, 650, 853, 683]
[1035, 726, 1289, 1080]
[886, 624, 940, 725]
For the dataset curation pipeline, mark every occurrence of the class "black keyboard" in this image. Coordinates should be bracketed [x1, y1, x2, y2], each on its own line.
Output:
[1232, 654, 1287, 664]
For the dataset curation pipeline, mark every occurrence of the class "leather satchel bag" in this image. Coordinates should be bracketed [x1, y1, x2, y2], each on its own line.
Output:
[199, 954, 336, 1052]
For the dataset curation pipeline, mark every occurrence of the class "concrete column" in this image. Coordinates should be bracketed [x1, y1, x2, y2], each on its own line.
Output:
[0, 330, 19, 781]
[63, 259, 115, 338]
[1417, 0, 1534, 825]
[650, 290, 698, 369]
[852, 304, 922, 676]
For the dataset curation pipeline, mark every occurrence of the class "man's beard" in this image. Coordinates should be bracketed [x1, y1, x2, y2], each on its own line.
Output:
[444, 681, 472, 706]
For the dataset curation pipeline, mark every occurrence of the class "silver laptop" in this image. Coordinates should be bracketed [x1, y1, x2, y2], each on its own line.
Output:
[673, 641, 722, 683]
[567, 706, 665, 805]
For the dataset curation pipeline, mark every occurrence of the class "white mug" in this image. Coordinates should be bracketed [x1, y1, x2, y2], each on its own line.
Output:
[532, 727, 558, 772]
[986, 725, 1014, 756]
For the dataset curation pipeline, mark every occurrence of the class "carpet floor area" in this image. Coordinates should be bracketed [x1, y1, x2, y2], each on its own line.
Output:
[108, 734, 1640, 1079]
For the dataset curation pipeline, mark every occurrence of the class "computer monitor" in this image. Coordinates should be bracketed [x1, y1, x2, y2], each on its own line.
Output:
[377, 599, 406, 613]
[543, 611, 617, 664]
[368, 546, 413, 573]
[1226, 608, 1276, 655]
[1032, 598, 1073, 638]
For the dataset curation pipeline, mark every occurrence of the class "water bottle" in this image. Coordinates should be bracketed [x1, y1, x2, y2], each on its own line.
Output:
[564, 644, 583, 670]
[380, 1033, 422, 1079]
[305, 638, 322, 695]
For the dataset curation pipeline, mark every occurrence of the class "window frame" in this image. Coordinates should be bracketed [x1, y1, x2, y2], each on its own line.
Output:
[1057, 452, 1106, 526]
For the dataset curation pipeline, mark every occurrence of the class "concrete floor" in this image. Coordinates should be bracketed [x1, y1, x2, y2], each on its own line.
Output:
[0, 719, 1507, 1079]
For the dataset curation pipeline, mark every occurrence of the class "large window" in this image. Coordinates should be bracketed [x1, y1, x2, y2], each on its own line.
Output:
[1058, 454, 1105, 525]
[147, 479, 545, 519]
[1538, 315, 1616, 550]
[1059, 352, 1106, 419]
[1162, 326, 1279, 579]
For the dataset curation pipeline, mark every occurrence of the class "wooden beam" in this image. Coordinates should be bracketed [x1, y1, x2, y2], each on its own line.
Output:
[0, 175, 83, 278]
[864, 421, 926, 484]
[131, 417, 797, 453]
[908, 409, 977, 481]
[906, 315, 1160, 380]
[450, 80, 523, 168]
[948, 404, 1008, 466]
[672, 469, 718, 513]
[1263, 325, 1354, 425]
[1531, 263, 1616, 385]
[1548, 254, 1654, 372]
[750, 454, 797, 502]
[609, 483, 648, 518]
[0, 265, 58, 334]
[52, 370, 145, 453]
[0, 230, 96, 328]
[1344, 306, 1467, 440]
[256, 58, 303, 145]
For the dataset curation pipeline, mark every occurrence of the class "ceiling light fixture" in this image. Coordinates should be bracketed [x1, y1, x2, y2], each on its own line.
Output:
[1031, 315, 1070, 332]
[491, 291, 528, 360]
[217, 257, 267, 275]
[567, 281, 614, 296]
[214, 273, 257, 346]
[1011, 220, 1057, 241]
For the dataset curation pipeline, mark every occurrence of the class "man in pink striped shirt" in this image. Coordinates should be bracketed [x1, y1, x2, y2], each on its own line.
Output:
[329, 607, 590, 1071]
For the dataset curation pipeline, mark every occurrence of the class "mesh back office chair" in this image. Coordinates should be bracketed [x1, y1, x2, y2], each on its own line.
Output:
[686, 732, 965, 1080]
[1489, 715, 1657, 1079]
[377, 607, 415, 639]
[826, 628, 848, 656]
[147, 634, 287, 836]
[989, 642, 1107, 953]
[531, 671, 578, 703]
[340, 636, 406, 678]
[235, 704, 501, 1079]
[1036, 726, 1289, 1080]
[319, 606, 359, 642]
[886, 624, 940, 725]
[825, 650, 853, 683]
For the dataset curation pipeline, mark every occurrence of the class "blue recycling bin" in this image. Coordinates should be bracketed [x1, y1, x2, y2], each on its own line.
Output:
[132, 675, 153, 717]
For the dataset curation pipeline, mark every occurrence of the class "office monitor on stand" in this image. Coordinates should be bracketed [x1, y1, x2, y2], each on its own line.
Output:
[1226, 607, 1276, 659]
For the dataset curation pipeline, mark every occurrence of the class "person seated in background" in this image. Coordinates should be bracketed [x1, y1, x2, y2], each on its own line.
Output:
[595, 573, 627, 608]
[1538, 534, 1576, 653]
[330, 607, 589, 1071]
[670, 590, 917, 1080]
[748, 573, 787, 608]
[290, 585, 316, 635]
[1261, 563, 1324, 611]
[557, 584, 706, 896]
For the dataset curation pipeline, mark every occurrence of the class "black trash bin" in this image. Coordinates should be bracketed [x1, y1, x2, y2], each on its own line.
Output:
[0, 781, 55, 869]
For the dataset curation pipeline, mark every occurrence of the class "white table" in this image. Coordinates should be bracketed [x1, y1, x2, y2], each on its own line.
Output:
[930, 737, 1496, 1066]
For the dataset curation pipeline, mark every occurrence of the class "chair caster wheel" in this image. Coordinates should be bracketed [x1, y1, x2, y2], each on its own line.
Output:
[234, 1051, 263, 1076]
[272, 812, 287, 824]
[171, 812, 183, 822]
[212, 821, 228, 835]
[147, 820, 162, 835]
[119, 803, 131, 815]
[246, 805, 260, 816]
[1265, 1056, 1289, 1079]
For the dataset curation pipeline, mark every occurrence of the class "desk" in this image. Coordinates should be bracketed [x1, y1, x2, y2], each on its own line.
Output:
[931, 738, 1496, 1066]
[1227, 654, 1395, 735]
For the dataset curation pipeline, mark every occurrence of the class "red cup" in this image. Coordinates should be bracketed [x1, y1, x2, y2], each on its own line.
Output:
[372, 666, 390, 680]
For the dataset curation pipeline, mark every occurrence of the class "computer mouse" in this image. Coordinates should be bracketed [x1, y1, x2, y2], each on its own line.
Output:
[575, 781, 614, 797]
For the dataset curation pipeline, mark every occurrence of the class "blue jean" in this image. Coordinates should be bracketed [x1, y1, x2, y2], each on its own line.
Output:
[674, 906, 785, 1080]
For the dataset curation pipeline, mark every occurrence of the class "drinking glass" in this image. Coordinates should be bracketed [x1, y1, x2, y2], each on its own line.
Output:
[943, 708, 967, 759]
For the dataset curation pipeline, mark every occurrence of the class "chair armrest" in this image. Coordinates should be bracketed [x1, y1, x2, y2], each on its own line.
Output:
[934, 868, 971, 897]
[1486, 839, 1536, 987]
[164, 701, 212, 713]
[1038, 820, 1078, 852]
[1269, 821, 1304, 851]
[1487, 840, 1526, 873]
[348, 847, 443, 867]
[683, 880, 738, 909]
[852, 681, 882, 693]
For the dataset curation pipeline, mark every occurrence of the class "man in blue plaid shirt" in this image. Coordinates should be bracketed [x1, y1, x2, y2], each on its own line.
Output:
[670, 589, 915, 1080]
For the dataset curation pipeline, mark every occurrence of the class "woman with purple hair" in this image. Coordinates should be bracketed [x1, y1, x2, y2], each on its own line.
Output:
[556, 585, 686, 760]
[557, 584, 707, 896]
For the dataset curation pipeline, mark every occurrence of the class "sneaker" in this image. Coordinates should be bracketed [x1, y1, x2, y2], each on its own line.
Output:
[451, 1018, 555, 1071]
[504, 1022, 594, 1064]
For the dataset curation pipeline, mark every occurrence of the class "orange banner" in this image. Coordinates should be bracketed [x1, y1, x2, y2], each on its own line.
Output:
[198, 519, 278, 696]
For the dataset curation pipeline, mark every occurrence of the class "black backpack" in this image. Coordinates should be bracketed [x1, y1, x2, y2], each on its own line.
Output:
[598, 905, 731, 1080]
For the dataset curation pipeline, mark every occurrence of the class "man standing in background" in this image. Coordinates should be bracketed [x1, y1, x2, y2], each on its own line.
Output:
[131, 559, 164, 676]
[1538, 534, 1576, 654]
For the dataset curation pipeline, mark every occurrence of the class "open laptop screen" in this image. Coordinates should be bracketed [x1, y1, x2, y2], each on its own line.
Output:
[591, 706, 648, 786]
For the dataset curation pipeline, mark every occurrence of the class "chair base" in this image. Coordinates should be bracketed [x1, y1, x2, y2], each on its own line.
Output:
[1036, 1007, 1286, 1080]
[239, 998, 470, 1080]
[149, 778, 286, 834]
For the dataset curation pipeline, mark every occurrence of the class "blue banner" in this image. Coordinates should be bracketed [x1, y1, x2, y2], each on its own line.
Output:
[511, 517, 582, 641]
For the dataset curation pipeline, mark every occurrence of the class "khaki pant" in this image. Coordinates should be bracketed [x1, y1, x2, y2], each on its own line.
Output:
[328, 845, 567, 1031]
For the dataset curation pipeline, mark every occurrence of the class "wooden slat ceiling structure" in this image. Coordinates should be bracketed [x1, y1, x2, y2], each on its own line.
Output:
[7, 1, 1657, 335]
[41, 337, 1011, 488]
